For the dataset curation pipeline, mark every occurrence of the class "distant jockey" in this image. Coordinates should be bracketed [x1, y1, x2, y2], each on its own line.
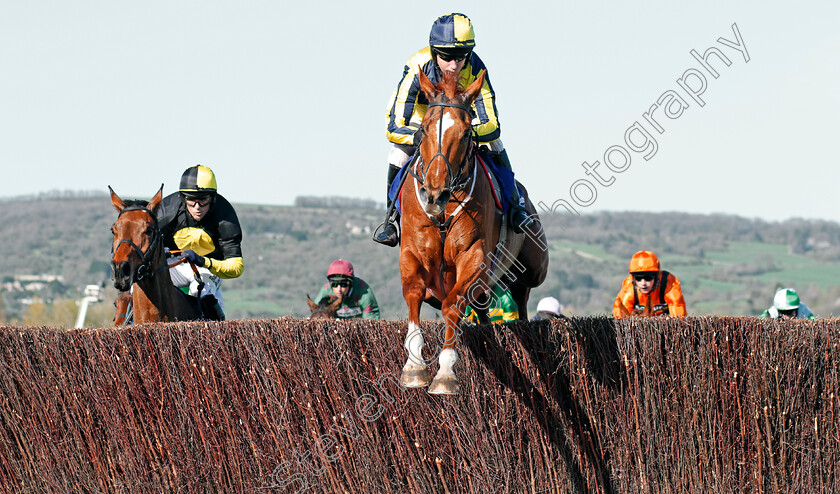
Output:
[761, 287, 815, 320]
[613, 250, 686, 318]
[464, 284, 519, 324]
[532, 297, 566, 321]
[314, 259, 380, 320]
[157, 165, 244, 320]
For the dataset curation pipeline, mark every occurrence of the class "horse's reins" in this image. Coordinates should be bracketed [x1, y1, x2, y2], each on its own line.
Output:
[408, 100, 475, 191]
[116, 299, 133, 327]
[410, 100, 478, 296]
[112, 206, 166, 283]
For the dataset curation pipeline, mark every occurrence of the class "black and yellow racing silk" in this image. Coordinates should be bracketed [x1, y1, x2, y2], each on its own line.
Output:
[386, 47, 500, 146]
[157, 192, 244, 279]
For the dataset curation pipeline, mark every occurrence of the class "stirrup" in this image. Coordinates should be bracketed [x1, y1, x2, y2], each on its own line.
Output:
[373, 222, 399, 247]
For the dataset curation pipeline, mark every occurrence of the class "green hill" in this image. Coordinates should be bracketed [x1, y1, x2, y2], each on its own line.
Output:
[1, 192, 838, 325]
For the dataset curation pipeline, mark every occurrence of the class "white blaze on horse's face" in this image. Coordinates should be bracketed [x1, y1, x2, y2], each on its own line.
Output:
[425, 111, 456, 147]
[440, 111, 456, 137]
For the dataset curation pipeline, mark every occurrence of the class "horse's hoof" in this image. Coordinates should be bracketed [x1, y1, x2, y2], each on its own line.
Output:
[400, 367, 432, 388]
[427, 375, 459, 395]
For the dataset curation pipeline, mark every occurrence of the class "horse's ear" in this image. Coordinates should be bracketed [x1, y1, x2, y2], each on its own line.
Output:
[327, 294, 344, 311]
[463, 69, 486, 103]
[306, 294, 319, 312]
[618, 301, 631, 318]
[417, 67, 439, 101]
[147, 184, 164, 213]
[108, 186, 125, 212]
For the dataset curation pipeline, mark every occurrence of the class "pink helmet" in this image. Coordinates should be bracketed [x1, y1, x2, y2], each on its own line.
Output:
[327, 259, 354, 279]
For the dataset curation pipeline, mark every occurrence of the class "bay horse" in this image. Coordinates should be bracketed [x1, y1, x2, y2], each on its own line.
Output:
[398, 69, 549, 394]
[306, 294, 342, 319]
[109, 186, 202, 323]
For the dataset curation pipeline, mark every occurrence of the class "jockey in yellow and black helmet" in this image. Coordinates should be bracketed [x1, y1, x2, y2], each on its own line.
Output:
[156, 164, 244, 320]
[373, 13, 536, 247]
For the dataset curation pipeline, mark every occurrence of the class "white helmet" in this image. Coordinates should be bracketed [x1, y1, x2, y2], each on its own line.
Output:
[773, 288, 800, 310]
[536, 297, 562, 316]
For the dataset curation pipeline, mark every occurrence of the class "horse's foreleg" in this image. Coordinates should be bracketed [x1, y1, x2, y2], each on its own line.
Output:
[400, 263, 432, 388]
[427, 324, 460, 395]
[427, 254, 482, 395]
[401, 320, 432, 387]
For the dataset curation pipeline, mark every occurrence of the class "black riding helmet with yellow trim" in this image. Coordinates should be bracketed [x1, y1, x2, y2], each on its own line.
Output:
[179, 165, 217, 206]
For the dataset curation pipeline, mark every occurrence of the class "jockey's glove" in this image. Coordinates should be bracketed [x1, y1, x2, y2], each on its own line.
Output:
[181, 250, 205, 267]
[412, 128, 424, 146]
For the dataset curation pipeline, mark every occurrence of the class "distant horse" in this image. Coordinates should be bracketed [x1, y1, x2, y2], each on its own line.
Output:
[617, 302, 654, 318]
[617, 294, 655, 318]
[114, 290, 131, 325]
[398, 69, 549, 394]
[306, 294, 342, 319]
[109, 186, 201, 323]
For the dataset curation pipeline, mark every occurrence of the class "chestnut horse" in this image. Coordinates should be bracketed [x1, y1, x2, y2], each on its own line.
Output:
[306, 294, 342, 319]
[114, 290, 132, 325]
[110, 186, 201, 323]
[617, 294, 656, 317]
[399, 70, 549, 394]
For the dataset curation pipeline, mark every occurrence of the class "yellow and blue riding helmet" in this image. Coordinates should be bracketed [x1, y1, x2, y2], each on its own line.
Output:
[429, 13, 475, 61]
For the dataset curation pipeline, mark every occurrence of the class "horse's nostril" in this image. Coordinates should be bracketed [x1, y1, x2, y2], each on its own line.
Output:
[119, 261, 131, 278]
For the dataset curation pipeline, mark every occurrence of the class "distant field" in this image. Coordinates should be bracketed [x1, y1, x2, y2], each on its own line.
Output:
[549, 241, 621, 262]
[2, 195, 839, 324]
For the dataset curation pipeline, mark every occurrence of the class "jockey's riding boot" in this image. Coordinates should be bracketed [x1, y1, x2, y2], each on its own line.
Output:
[491, 150, 536, 234]
[372, 164, 401, 247]
[200, 294, 226, 321]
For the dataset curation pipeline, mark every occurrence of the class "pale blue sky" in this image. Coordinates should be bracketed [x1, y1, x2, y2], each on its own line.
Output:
[2, 1, 838, 222]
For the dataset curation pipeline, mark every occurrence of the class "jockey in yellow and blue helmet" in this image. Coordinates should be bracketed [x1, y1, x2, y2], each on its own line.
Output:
[373, 13, 536, 247]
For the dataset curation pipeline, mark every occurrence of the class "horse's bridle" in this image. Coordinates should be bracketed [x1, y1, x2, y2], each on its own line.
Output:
[112, 205, 163, 282]
[410, 100, 475, 192]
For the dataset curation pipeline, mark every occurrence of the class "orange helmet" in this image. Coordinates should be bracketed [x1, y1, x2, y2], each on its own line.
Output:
[628, 251, 660, 273]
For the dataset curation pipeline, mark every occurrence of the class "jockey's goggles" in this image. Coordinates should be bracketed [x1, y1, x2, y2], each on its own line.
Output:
[181, 191, 214, 206]
[329, 277, 352, 288]
[433, 48, 471, 62]
[633, 273, 656, 283]
[183, 196, 211, 208]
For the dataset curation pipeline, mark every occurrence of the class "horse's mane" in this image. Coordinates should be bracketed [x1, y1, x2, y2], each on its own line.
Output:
[117, 199, 154, 218]
[436, 72, 465, 101]
[123, 199, 149, 209]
